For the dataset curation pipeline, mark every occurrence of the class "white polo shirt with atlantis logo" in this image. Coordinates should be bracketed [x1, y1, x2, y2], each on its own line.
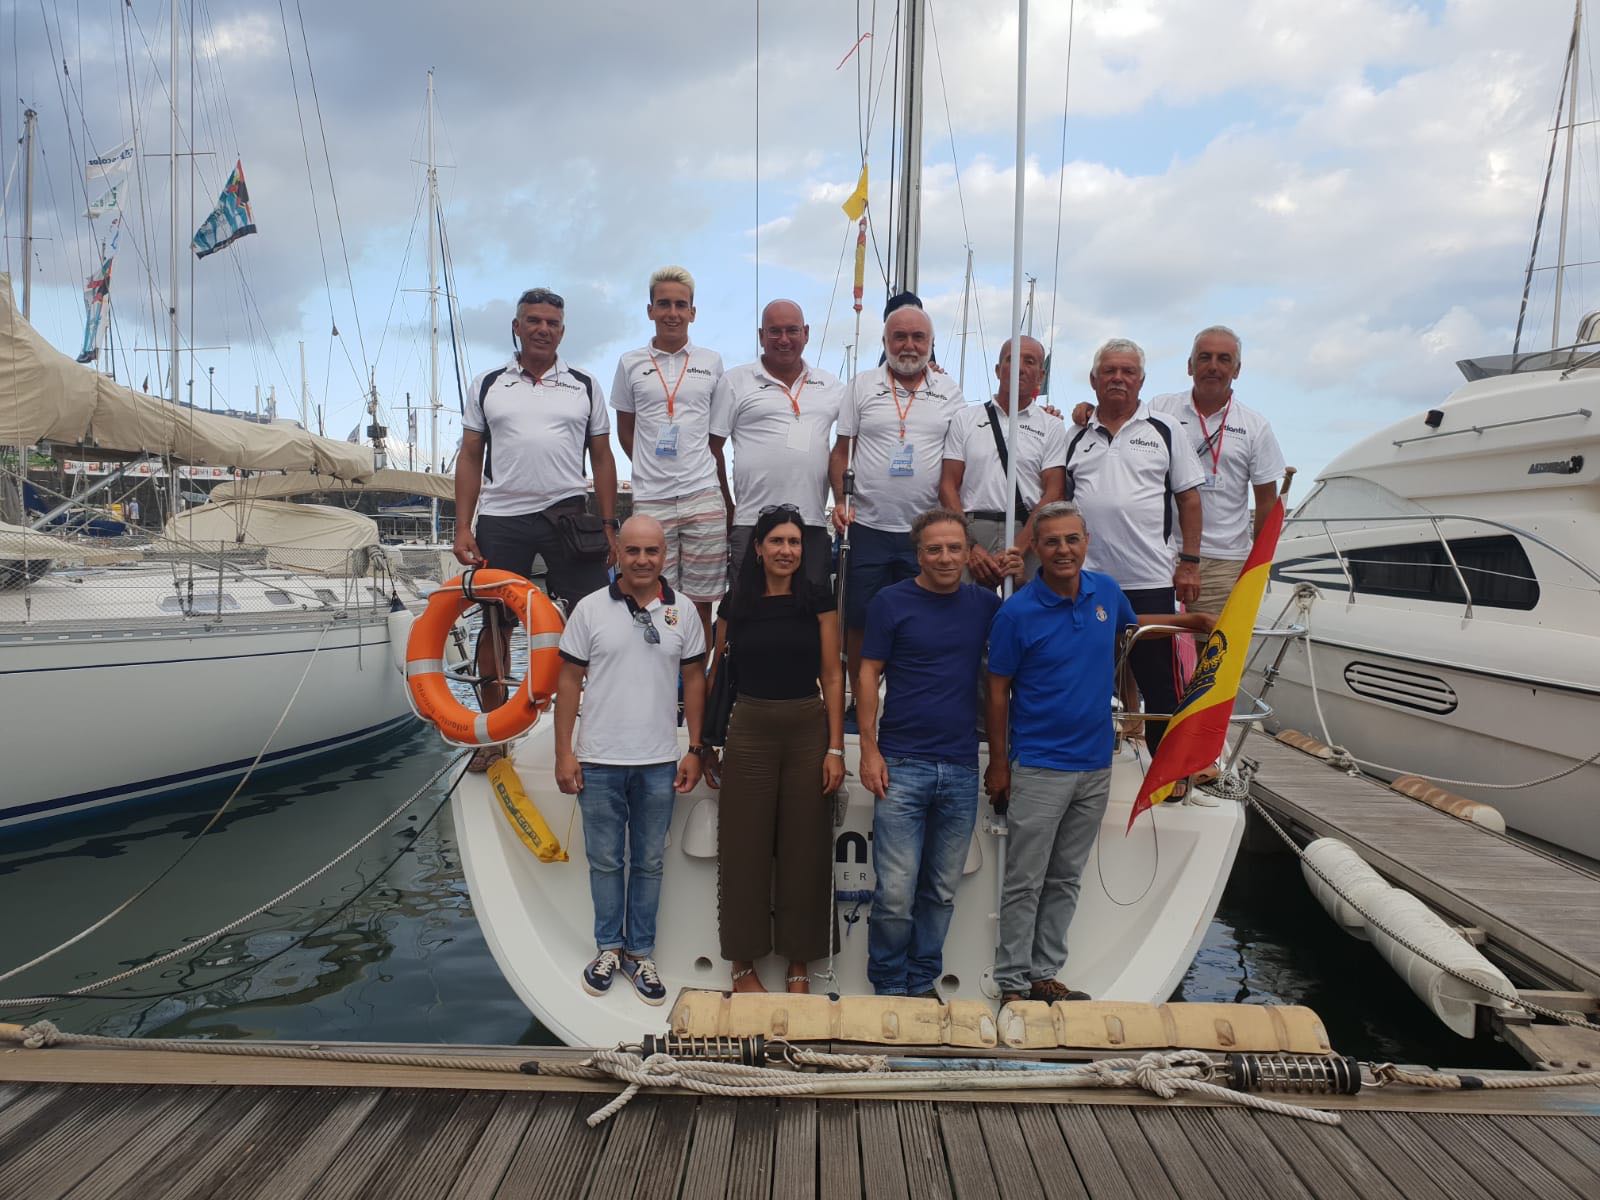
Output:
[1064, 402, 1206, 591]
[709, 359, 844, 528]
[558, 580, 708, 765]
[463, 357, 609, 518]
[1149, 391, 1285, 560]
[943, 399, 1068, 513]
[611, 342, 725, 502]
[838, 365, 965, 532]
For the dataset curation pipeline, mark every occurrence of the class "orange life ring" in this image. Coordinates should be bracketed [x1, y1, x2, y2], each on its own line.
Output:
[406, 568, 565, 746]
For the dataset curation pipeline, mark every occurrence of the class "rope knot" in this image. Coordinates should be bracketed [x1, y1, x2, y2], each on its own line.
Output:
[20, 1020, 62, 1049]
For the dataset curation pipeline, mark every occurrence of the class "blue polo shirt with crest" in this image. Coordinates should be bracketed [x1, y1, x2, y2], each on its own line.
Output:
[986, 571, 1138, 771]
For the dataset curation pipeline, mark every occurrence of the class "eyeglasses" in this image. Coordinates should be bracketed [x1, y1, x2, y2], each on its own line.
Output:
[517, 287, 565, 309]
[759, 503, 802, 517]
[632, 609, 661, 645]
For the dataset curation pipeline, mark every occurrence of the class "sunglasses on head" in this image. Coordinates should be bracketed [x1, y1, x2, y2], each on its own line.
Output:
[517, 287, 565, 309]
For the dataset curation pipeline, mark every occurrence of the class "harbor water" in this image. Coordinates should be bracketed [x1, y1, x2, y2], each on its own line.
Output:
[0, 723, 1522, 1067]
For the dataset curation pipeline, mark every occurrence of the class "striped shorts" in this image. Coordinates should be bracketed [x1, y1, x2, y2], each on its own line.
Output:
[634, 485, 728, 602]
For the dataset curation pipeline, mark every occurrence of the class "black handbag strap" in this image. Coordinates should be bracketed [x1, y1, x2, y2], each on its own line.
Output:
[984, 402, 1032, 527]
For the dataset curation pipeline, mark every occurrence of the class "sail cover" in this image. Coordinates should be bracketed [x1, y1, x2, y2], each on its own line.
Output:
[209, 467, 455, 503]
[0, 273, 371, 480]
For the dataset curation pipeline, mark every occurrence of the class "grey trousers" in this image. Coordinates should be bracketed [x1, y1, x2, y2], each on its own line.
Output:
[964, 514, 1039, 587]
[995, 764, 1111, 994]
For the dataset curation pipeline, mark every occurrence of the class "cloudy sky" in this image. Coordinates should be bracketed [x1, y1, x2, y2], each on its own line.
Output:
[3, 0, 1596, 485]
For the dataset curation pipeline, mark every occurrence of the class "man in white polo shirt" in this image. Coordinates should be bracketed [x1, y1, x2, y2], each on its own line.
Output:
[1064, 337, 1205, 755]
[1071, 325, 1285, 614]
[828, 306, 964, 705]
[611, 266, 726, 647]
[555, 514, 707, 1007]
[939, 335, 1067, 588]
[709, 298, 843, 592]
[456, 285, 620, 772]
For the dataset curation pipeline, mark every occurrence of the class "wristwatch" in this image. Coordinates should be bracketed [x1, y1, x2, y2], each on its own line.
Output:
[602, 517, 620, 530]
[688, 744, 707, 758]
[826, 748, 845, 758]
[1177, 553, 1201, 565]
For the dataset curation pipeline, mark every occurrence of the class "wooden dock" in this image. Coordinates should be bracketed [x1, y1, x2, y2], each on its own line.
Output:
[1245, 735, 1600, 1067]
[3, 1039, 1600, 1199]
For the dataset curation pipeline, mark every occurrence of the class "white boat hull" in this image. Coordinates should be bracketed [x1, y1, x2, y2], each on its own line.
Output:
[0, 610, 414, 829]
[453, 724, 1244, 1047]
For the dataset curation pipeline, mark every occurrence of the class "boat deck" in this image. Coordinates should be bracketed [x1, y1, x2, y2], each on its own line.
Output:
[3, 1040, 1600, 1199]
[1245, 735, 1600, 1066]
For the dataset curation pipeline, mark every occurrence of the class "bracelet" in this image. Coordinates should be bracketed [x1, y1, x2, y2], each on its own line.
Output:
[1177, 553, 1201, 565]
[826, 748, 845, 758]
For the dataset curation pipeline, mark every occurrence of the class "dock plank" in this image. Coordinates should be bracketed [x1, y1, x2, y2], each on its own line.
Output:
[1492, 1115, 1600, 1196]
[1407, 1112, 1582, 1200]
[1053, 1106, 1137, 1200]
[728, 1098, 778, 1199]
[442, 1092, 541, 1200]
[679, 1097, 739, 1200]
[93, 1086, 267, 1200]
[894, 1102, 953, 1200]
[771, 1099, 818, 1200]
[858, 1100, 911, 1200]
[301, 1087, 424, 1200]
[633, 1096, 698, 1200]
[936, 1103, 1002, 1199]
[973, 1102, 1044, 1200]
[1250, 1112, 1367, 1200]
[226, 1087, 384, 1200]
[1129, 1109, 1225, 1200]
[60, 1087, 223, 1200]
[1330, 1113, 1458, 1200]
[817, 1101, 864, 1200]
[0, 1083, 151, 1200]
[1011, 1103, 1089, 1200]
[1094, 1107, 1179, 1200]
[583, 1093, 658, 1200]
[353, 1090, 477, 1200]
[1140, 1108, 1272, 1200]
[1204, 1110, 1316, 1200]
[1360, 1113, 1494, 1200]
[496, 1092, 612, 1200]
[0, 1082, 69, 1140]
[201, 1085, 372, 1200]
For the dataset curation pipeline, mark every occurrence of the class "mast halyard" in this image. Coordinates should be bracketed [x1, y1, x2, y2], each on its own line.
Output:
[1553, 0, 1583, 349]
[890, 0, 927, 297]
[426, 70, 442, 542]
[168, 0, 180, 409]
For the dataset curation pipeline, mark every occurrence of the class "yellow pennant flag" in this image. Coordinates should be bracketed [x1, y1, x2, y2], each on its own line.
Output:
[842, 164, 869, 221]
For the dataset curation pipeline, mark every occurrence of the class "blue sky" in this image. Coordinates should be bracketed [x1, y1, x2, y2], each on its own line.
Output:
[3, 0, 1595, 486]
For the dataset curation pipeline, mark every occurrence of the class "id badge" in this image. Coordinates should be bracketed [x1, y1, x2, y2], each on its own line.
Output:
[654, 422, 680, 457]
[785, 419, 811, 452]
[1199, 472, 1219, 490]
[889, 441, 915, 477]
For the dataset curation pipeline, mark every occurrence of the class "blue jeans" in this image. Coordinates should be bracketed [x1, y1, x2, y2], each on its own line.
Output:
[867, 756, 979, 994]
[577, 762, 677, 957]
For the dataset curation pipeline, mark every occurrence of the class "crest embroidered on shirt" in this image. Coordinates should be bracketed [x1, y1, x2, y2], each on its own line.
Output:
[662, 607, 679, 626]
[1095, 605, 1107, 622]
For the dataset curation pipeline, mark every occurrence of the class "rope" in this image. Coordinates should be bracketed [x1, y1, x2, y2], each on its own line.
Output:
[1292, 586, 1600, 789]
[0, 623, 333, 987]
[0, 752, 470, 1008]
[1372, 1062, 1600, 1091]
[1245, 791, 1600, 1034]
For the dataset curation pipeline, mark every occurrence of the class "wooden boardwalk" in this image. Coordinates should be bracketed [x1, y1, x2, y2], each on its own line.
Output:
[3, 1042, 1600, 1200]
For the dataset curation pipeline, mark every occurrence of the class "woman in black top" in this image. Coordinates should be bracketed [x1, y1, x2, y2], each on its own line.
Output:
[709, 505, 845, 992]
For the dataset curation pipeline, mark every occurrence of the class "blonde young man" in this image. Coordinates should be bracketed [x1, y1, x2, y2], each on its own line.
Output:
[611, 266, 727, 645]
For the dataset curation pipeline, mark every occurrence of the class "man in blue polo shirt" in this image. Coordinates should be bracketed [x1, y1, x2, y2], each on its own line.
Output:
[858, 507, 1008, 998]
[985, 501, 1212, 1005]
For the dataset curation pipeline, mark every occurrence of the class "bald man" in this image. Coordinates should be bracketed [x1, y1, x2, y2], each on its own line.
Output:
[555, 513, 707, 1007]
[829, 306, 966, 715]
[711, 299, 845, 591]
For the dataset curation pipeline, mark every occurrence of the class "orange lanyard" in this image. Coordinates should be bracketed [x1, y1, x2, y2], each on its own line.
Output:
[647, 348, 691, 421]
[1193, 399, 1231, 475]
[890, 374, 924, 440]
[773, 372, 808, 417]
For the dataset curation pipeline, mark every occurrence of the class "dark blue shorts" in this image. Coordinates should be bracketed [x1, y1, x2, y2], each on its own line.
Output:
[842, 524, 918, 629]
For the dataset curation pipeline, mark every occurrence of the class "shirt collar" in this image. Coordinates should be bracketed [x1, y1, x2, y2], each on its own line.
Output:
[608, 578, 677, 613]
[753, 357, 810, 387]
[506, 355, 566, 384]
[646, 338, 696, 358]
[1028, 571, 1099, 608]
[1090, 400, 1147, 437]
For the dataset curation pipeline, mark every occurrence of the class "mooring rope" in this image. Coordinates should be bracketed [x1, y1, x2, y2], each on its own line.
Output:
[1371, 1062, 1600, 1090]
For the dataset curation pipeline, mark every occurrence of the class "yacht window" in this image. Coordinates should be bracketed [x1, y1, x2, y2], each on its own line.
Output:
[314, 588, 339, 605]
[1345, 535, 1539, 610]
[158, 593, 241, 613]
[264, 589, 293, 605]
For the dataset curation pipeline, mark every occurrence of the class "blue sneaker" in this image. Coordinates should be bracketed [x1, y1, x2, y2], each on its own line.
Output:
[581, 949, 622, 996]
[621, 954, 668, 1005]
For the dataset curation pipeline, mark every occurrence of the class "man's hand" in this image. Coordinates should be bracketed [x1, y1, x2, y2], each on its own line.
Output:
[453, 528, 485, 567]
[822, 752, 845, 795]
[1071, 401, 1094, 427]
[830, 502, 854, 534]
[985, 759, 1011, 812]
[1179, 610, 1218, 636]
[675, 752, 703, 793]
[859, 746, 889, 799]
[1040, 402, 1063, 420]
[1174, 560, 1201, 606]
[967, 543, 1002, 587]
[996, 547, 1026, 581]
[555, 751, 584, 795]
[604, 526, 619, 568]
[702, 746, 723, 789]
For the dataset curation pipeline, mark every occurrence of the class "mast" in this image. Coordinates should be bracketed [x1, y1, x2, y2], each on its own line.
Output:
[1553, 0, 1582, 349]
[1002, 2, 1030, 597]
[168, 0, 180, 406]
[957, 247, 973, 394]
[299, 340, 309, 429]
[890, 0, 927, 297]
[20, 108, 37, 320]
[426, 70, 441, 539]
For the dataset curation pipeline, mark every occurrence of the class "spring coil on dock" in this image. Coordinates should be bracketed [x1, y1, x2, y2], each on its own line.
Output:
[637, 1034, 769, 1066]
[1226, 1053, 1362, 1095]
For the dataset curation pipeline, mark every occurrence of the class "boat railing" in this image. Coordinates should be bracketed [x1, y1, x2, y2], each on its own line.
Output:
[1110, 622, 1297, 725]
[1283, 511, 1600, 620]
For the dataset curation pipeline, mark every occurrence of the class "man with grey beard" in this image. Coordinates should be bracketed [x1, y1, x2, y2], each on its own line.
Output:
[829, 306, 965, 712]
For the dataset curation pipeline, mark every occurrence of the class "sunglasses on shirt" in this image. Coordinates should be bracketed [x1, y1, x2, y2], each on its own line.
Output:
[632, 608, 661, 645]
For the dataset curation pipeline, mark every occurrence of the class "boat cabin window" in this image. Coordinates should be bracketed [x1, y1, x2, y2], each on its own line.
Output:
[158, 593, 241, 613]
[264, 589, 293, 606]
[1346, 535, 1539, 610]
[314, 588, 339, 606]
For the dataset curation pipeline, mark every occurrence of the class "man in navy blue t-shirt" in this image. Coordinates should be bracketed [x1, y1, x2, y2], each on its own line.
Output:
[858, 507, 1006, 997]
[985, 501, 1212, 1005]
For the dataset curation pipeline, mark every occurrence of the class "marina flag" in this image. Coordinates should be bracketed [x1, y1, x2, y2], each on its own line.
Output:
[1127, 497, 1287, 831]
[192, 160, 257, 259]
[77, 214, 123, 363]
[843, 163, 868, 315]
[85, 139, 135, 183]
[841, 163, 869, 220]
[86, 183, 122, 219]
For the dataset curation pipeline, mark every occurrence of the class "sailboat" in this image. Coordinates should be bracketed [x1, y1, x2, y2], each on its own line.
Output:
[442, 2, 1247, 1046]
[1246, 1, 1600, 863]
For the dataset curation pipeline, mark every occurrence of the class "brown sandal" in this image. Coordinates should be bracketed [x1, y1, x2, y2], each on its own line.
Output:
[785, 973, 810, 994]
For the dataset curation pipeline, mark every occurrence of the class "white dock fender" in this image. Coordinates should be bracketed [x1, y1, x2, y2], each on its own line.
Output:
[386, 606, 415, 678]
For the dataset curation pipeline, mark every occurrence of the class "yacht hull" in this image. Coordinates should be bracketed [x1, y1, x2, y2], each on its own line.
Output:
[452, 724, 1244, 1047]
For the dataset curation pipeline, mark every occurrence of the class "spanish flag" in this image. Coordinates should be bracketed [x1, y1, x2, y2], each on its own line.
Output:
[1127, 498, 1286, 830]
